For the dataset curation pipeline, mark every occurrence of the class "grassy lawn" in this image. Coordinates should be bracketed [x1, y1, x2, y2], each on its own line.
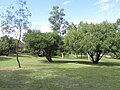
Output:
[0, 55, 120, 90]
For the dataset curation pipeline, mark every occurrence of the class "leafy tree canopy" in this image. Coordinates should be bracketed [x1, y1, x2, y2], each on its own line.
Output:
[23, 30, 61, 62]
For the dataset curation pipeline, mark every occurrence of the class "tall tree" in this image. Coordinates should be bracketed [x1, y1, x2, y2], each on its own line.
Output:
[0, 0, 31, 68]
[48, 6, 69, 35]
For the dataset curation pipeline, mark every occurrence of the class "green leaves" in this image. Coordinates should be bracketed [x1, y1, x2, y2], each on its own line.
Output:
[0, 36, 16, 55]
[23, 30, 61, 54]
[48, 5, 68, 35]
[0, 0, 31, 34]
[65, 21, 116, 63]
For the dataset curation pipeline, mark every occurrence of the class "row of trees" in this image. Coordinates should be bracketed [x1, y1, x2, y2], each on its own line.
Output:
[22, 21, 120, 64]
[0, 0, 120, 68]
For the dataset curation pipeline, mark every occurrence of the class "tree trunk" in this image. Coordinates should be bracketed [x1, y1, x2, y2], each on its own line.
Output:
[16, 42, 21, 68]
[88, 52, 94, 63]
[45, 55, 53, 62]
[94, 52, 100, 64]
[75, 53, 78, 58]
[45, 51, 53, 62]
[87, 53, 90, 60]
[61, 52, 64, 59]
[80, 53, 82, 58]
[88, 51, 105, 64]
[93, 60, 99, 64]
[16, 28, 22, 68]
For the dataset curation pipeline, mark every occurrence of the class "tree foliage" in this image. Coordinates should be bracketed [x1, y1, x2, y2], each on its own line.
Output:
[0, 35, 16, 55]
[48, 6, 69, 35]
[64, 23, 84, 57]
[65, 21, 116, 64]
[23, 30, 61, 62]
[109, 19, 120, 58]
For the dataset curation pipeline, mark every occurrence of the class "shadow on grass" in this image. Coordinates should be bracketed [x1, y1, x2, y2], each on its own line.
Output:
[65, 56, 88, 59]
[41, 60, 120, 67]
[99, 62, 120, 66]
[10, 54, 31, 58]
[0, 63, 120, 90]
[0, 69, 34, 90]
[0, 56, 12, 61]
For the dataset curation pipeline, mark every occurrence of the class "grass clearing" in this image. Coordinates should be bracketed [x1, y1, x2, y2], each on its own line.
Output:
[0, 55, 120, 90]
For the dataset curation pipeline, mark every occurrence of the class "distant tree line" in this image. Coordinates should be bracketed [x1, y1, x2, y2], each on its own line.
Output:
[0, 36, 16, 56]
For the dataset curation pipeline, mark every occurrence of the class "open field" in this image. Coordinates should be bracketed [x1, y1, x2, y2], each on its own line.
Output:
[0, 55, 120, 90]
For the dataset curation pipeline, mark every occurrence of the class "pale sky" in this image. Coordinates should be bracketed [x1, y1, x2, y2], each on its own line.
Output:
[0, 0, 120, 36]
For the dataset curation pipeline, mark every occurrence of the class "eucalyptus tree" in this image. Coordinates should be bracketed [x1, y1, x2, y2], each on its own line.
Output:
[48, 5, 69, 35]
[0, 0, 31, 68]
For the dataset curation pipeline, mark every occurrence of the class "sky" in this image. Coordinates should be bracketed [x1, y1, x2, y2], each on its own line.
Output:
[0, 0, 120, 35]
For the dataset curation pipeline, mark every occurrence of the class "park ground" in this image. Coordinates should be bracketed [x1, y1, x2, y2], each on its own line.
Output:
[0, 55, 120, 90]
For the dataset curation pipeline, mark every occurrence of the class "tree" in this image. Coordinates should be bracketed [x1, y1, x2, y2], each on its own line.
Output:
[64, 23, 84, 58]
[65, 21, 116, 64]
[0, 0, 31, 68]
[23, 31, 61, 62]
[109, 19, 120, 58]
[79, 21, 116, 64]
[110, 30, 120, 58]
[48, 5, 69, 35]
[0, 35, 16, 55]
[0, 36, 9, 55]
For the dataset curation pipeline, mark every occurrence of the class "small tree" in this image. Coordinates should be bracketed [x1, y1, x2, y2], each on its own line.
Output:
[0, 0, 31, 68]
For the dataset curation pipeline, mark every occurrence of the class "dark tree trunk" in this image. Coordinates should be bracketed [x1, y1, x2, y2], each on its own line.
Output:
[93, 60, 99, 64]
[45, 50, 53, 62]
[88, 50, 105, 64]
[45, 55, 53, 62]
[88, 52, 94, 63]
[88, 51, 101, 64]
[94, 52, 100, 64]
[80, 52, 82, 58]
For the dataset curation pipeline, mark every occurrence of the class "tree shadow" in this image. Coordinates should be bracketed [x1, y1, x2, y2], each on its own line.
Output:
[65, 56, 88, 59]
[10, 54, 31, 58]
[41, 60, 120, 67]
[0, 56, 12, 61]
[0, 62, 120, 90]
[99, 62, 120, 66]
[0, 69, 34, 90]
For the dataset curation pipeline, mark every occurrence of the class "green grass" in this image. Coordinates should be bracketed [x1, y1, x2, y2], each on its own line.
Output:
[0, 55, 120, 90]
